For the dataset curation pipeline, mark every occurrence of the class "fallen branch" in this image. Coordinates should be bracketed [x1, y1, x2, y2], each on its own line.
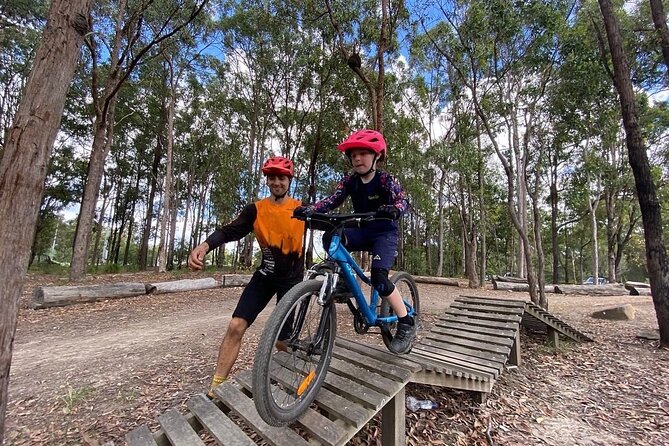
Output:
[32, 282, 146, 309]
[554, 283, 628, 295]
[145, 277, 220, 294]
[412, 275, 460, 287]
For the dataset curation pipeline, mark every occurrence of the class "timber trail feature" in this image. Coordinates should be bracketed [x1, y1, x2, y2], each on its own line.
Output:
[5, 271, 668, 446]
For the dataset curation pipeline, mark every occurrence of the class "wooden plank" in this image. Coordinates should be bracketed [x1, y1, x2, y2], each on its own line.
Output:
[381, 386, 405, 446]
[125, 425, 159, 446]
[213, 383, 311, 446]
[432, 322, 516, 340]
[328, 356, 400, 397]
[332, 345, 412, 382]
[417, 341, 505, 371]
[450, 301, 525, 315]
[235, 369, 371, 430]
[414, 343, 503, 375]
[428, 328, 514, 348]
[157, 408, 206, 446]
[456, 296, 528, 307]
[268, 350, 390, 411]
[335, 337, 423, 372]
[412, 345, 501, 377]
[323, 371, 387, 410]
[420, 338, 507, 364]
[187, 394, 256, 446]
[439, 313, 519, 330]
[445, 308, 522, 323]
[233, 370, 349, 445]
[425, 332, 512, 354]
[405, 352, 493, 381]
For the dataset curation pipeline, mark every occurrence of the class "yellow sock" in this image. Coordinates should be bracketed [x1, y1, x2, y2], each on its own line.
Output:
[208, 375, 227, 397]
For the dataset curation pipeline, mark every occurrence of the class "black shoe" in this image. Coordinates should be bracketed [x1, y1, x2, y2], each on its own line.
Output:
[389, 321, 416, 354]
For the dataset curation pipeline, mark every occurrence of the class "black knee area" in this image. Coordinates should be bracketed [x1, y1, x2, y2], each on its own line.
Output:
[371, 267, 395, 297]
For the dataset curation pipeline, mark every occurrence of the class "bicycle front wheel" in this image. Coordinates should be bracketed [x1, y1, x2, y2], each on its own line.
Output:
[380, 271, 420, 350]
[252, 279, 336, 426]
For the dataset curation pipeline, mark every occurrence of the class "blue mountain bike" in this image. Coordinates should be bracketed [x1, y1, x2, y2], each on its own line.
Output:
[252, 212, 420, 426]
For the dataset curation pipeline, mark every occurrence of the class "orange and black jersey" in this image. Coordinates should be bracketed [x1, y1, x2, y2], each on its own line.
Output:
[204, 197, 305, 279]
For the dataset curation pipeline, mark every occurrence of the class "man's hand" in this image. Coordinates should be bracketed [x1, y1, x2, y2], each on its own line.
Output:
[293, 205, 315, 219]
[376, 205, 401, 220]
[188, 242, 209, 271]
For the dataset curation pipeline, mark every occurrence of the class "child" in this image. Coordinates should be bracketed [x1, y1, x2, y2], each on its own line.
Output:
[294, 129, 415, 354]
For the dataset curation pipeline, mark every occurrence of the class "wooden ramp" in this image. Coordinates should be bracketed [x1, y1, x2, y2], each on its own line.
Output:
[126, 295, 592, 446]
[126, 338, 418, 446]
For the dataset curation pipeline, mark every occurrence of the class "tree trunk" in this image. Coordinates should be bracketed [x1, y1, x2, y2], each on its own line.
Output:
[555, 283, 627, 295]
[32, 283, 146, 309]
[599, 0, 669, 346]
[587, 192, 600, 285]
[550, 150, 559, 284]
[158, 60, 176, 273]
[138, 131, 164, 269]
[70, 109, 117, 278]
[0, 0, 90, 440]
[436, 168, 446, 276]
[650, 0, 669, 72]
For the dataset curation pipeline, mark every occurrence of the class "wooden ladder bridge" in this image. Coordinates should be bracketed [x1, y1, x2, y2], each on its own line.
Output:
[126, 295, 592, 446]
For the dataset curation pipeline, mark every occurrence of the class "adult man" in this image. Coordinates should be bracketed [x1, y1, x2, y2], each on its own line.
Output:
[188, 156, 304, 396]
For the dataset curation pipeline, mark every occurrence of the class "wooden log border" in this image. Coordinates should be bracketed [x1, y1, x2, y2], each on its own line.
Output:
[31, 274, 253, 309]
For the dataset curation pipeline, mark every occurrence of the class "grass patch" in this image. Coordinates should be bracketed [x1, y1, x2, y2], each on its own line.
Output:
[60, 385, 94, 414]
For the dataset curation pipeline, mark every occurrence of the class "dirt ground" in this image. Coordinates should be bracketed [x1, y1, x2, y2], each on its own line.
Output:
[4, 271, 669, 446]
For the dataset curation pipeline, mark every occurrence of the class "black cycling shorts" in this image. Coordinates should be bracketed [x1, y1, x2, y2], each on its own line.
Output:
[232, 270, 301, 327]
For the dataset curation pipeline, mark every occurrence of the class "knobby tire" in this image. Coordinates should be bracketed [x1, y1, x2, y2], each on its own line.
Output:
[252, 279, 336, 426]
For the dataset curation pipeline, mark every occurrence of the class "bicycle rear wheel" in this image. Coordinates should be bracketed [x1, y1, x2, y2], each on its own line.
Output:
[380, 271, 420, 350]
[252, 279, 336, 426]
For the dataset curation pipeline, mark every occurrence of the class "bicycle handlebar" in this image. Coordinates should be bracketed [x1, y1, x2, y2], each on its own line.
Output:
[294, 211, 379, 228]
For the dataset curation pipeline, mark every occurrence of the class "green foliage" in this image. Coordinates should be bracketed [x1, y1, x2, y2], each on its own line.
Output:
[21, 0, 665, 284]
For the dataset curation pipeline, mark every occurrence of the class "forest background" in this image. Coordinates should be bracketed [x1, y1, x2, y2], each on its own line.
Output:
[2, 0, 668, 291]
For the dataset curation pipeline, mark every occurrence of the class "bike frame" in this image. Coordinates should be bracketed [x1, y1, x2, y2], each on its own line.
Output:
[313, 217, 416, 327]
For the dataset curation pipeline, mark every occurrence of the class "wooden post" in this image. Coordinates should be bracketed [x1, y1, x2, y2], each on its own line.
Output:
[548, 327, 560, 348]
[508, 329, 521, 366]
[382, 386, 405, 446]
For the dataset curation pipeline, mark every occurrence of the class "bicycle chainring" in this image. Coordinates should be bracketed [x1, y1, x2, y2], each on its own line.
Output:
[353, 313, 369, 334]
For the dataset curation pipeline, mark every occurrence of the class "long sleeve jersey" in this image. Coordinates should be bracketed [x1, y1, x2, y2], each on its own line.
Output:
[204, 197, 305, 279]
[312, 170, 409, 231]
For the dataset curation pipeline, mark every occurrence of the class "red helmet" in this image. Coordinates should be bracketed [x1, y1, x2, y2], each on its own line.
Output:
[261, 156, 294, 177]
[337, 129, 386, 158]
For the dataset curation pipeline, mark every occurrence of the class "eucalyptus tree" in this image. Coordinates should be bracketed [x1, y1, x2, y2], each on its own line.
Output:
[0, 0, 91, 440]
[404, 31, 456, 277]
[0, 0, 48, 148]
[598, 0, 669, 346]
[325, 0, 409, 130]
[420, 0, 570, 306]
[648, 0, 669, 76]
[211, 2, 286, 266]
[156, 18, 214, 272]
[69, 0, 209, 280]
[30, 143, 86, 265]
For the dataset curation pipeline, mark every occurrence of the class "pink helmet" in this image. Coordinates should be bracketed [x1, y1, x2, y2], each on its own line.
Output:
[261, 156, 294, 177]
[337, 129, 386, 158]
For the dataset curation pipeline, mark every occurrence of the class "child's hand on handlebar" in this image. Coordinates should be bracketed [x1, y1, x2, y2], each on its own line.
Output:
[375, 205, 400, 220]
[293, 205, 315, 219]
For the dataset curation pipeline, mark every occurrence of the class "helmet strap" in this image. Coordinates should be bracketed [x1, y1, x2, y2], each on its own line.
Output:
[362, 155, 379, 176]
[267, 176, 291, 200]
[346, 152, 378, 176]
